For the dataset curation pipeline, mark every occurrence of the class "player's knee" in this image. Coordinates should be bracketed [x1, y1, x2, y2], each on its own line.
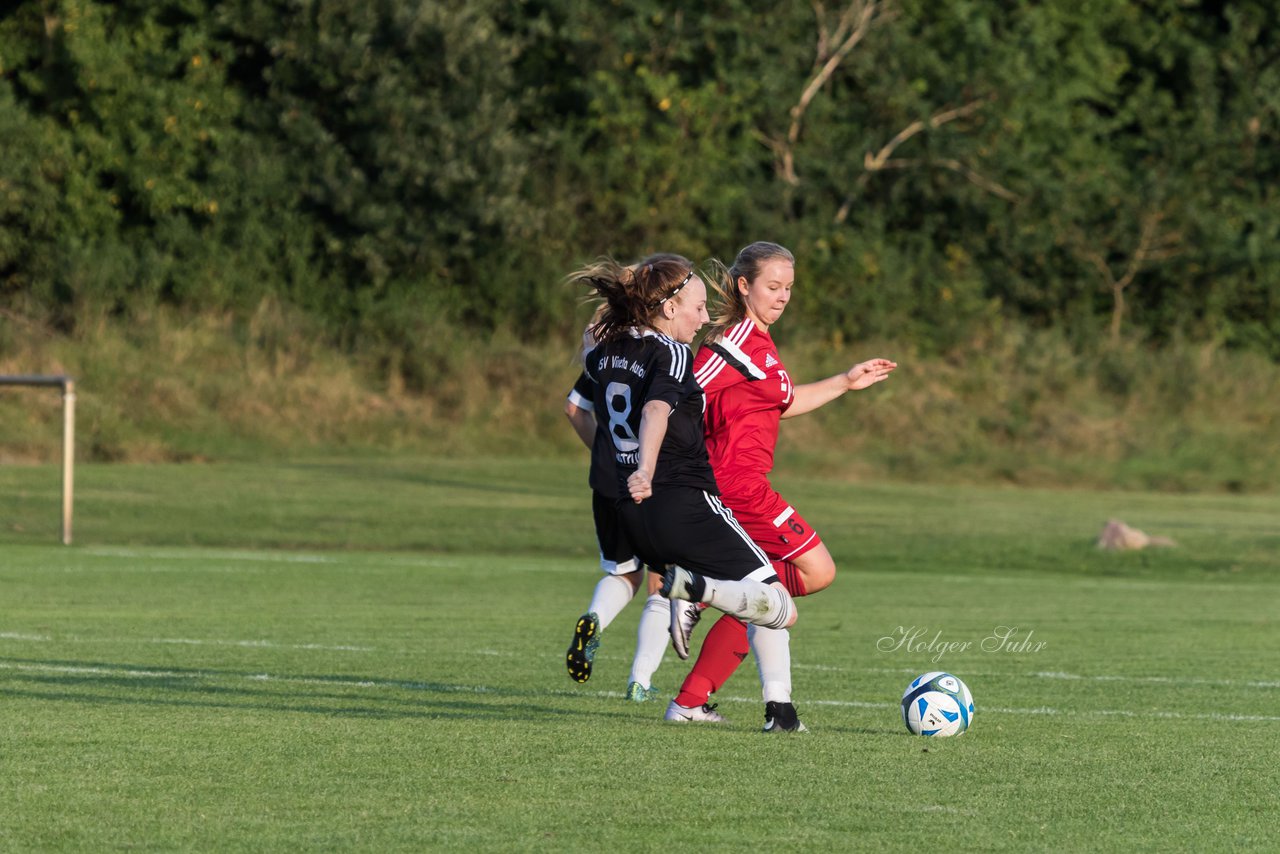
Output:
[797, 551, 837, 594]
[806, 563, 836, 593]
[771, 582, 799, 628]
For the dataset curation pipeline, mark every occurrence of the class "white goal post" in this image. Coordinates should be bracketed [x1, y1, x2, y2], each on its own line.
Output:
[1, 375, 76, 545]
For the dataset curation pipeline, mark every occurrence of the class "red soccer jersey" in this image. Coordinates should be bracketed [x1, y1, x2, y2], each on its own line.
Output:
[693, 318, 794, 496]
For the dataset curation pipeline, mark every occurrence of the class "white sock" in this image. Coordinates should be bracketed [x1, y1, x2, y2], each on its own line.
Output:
[627, 594, 669, 688]
[588, 573, 638, 631]
[748, 625, 793, 704]
[702, 578, 795, 629]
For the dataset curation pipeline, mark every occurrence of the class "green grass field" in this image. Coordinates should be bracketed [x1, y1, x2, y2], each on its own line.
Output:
[2, 459, 1277, 851]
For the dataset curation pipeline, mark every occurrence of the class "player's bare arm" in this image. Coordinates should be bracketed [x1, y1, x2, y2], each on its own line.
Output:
[783, 358, 898, 418]
[627, 400, 673, 503]
[565, 399, 595, 449]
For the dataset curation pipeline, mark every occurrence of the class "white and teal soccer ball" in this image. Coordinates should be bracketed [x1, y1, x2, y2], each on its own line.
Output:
[901, 672, 974, 737]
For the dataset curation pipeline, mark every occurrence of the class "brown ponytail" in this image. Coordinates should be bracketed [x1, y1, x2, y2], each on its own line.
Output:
[568, 253, 696, 342]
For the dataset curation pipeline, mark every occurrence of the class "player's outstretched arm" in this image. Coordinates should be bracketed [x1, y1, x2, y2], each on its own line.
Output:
[784, 357, 897, 418]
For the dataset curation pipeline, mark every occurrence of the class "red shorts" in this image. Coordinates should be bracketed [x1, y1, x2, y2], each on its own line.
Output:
[719, 480, 822, 562]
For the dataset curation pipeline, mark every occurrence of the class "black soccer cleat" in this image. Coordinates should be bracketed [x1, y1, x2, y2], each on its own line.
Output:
[762, 701, 808, 733]
[660, 565, 707, 603]
[565, 612, 600, 683]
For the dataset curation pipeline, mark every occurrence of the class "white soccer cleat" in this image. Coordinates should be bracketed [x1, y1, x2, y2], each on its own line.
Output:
[664, 700, 727, 724]
[669, 599, 703, 660]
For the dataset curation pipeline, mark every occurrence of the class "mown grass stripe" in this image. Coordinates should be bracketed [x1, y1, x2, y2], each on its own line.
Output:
[4, 660, 1276, 723]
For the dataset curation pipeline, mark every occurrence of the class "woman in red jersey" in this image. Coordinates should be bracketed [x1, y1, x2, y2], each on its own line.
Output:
[662, 241, 897, 731]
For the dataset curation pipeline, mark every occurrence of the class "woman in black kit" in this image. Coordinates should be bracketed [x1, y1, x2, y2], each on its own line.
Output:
[566, 253, 805, 732]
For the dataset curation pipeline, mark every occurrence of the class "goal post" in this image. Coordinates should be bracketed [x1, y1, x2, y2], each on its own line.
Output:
[1, 374, 76, 545]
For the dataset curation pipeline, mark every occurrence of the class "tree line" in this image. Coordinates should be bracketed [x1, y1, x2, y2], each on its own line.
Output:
[3, 0, 1278, 374]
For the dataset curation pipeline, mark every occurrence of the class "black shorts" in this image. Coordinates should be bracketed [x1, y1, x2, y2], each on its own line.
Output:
[617, 486, 778, 584]
[592, 490, 640, 575]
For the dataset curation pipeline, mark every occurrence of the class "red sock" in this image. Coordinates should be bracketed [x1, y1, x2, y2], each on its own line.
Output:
[675, 614, 749, 708]
[774, 559, 808, 597]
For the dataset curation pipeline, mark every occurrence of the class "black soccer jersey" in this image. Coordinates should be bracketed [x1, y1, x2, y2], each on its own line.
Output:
[584, 329, 718, 497]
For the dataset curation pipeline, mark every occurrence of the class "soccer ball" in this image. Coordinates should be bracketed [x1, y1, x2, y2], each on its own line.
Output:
[901, 671, 974, 737]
